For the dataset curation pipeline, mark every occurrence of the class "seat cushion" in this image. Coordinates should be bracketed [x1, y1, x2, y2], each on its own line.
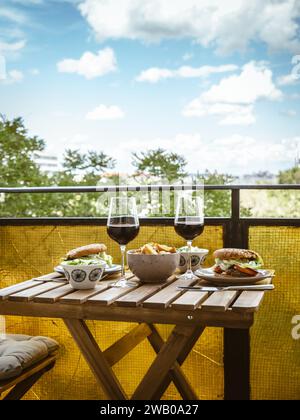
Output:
[0, 334, 59, 381]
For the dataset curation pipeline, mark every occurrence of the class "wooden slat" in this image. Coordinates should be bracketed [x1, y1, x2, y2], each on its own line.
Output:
[8, 282, 65, 302]
[0, 299, 254, 328]
[0, 354, 57, 394]
[103, 324, 152, 366]
[232, 291, 265, 312]
[34, 284, 74, 303]
[59, 284, 110, 304]
[171, 291, 209, 311]
[142, 278, 197, 309]
[0, 280, 42, 300]
[88, 285, 139, 306]
[33, 272, 64, 281]
[201, 291, 238, 312]
[115, 278, 176, 307]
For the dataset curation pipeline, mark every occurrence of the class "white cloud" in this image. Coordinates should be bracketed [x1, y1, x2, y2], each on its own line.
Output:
[136, 68, 173, 83]
[0, 7, 27, 24]
[57, 47, 117, 79]
[1, 69, 24, 84]
[119, 133, 300, 174]
[183, 100, 255, 125]
[136, 64, 238, 83]
[0, 39, 26, 53]
[277, 73, 299, 86]
[183, 61, 282, 126]
[201, 62, 282, 104]
[86, 105, 125, 120]
[78, 0, 300, 54]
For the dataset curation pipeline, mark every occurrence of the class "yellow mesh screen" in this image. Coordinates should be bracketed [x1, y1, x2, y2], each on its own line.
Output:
[1, 225, 299, 400]
[248, 226, 300, 400]
[0, 225, 224, 400]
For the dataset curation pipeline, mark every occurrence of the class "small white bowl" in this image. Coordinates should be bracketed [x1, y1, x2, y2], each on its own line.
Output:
[61, 262, 106, 290]
[178, 249, 209, 273]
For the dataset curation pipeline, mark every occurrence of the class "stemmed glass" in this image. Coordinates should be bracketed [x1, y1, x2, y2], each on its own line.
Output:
[107, 197, 140, 288]
[174, 193, 204, 279]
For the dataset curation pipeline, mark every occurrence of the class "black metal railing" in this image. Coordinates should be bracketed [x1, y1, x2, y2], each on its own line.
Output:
[0, 184, 299, 247]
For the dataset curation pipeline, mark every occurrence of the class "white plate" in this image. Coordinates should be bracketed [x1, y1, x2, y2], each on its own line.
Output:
[194, 267, 274, 286]
[55, 264, 122, 276]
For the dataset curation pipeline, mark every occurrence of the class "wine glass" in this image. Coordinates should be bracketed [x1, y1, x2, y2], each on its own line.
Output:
[107, 197, 140, 288]
[174, 193, 204, 280]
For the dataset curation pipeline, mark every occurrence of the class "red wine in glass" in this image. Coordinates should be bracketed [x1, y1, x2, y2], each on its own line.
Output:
[174, 221, 204, 241]
[175, 195, 204, 279]
[107, 197, 139, 288]
[107, 216, 140, 245]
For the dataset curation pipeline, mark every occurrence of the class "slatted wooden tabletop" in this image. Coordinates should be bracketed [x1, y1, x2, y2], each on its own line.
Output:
[0, 272, 273, 401]
[0, 272, 268, 328]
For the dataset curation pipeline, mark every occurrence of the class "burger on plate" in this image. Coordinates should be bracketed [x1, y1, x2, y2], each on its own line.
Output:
[213, 248, 264, 277]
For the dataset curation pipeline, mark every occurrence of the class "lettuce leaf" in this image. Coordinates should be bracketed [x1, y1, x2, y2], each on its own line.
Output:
[215, 257, 263, 270]
[63, 252, 113, 267]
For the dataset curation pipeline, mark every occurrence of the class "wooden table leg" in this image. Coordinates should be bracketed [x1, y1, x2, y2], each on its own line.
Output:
[147, 324, 204, 400]
[132, 325, 204, 400]
[3, 361, 55, 400]
[64, 319, 127, 400]
[224, 328, 250, 400]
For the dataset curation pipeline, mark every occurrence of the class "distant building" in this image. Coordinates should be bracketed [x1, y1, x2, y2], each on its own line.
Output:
[34, 153, 59, 173]
[237, 172, 277, 185]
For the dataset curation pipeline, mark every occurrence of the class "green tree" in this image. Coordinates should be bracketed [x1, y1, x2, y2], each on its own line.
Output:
[197, 171, 252, 217]
[272, 165, 300, 217]
[56, 149, 116, 186]
[132, 148, 188, 182]
[0, 117, 117, 217]
[51, 149, 117, 217]
[0, 116, 54, 217]
[63, 149, 116, 176]
[0, 115, 46, 186]
[278, 166, 300, 184]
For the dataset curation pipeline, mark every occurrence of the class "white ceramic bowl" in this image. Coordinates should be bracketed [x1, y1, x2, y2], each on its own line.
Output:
[178, 249, 209, 273]
[127, 250, 180, 283]
[61, 262, 106, 290]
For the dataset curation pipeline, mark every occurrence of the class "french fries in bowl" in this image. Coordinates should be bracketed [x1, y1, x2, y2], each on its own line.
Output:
[127, 243, 179, 283]
[138, 243, 177, 255]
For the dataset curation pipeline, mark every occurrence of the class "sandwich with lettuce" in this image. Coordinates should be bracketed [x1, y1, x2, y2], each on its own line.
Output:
[213, 248, 263, 277]
[62, 244, 113, 267]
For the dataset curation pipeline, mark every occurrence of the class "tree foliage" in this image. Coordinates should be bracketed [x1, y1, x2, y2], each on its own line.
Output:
[63, 149, 116, 175]
[278, 166, 300, 184]
[132, 148, 188, 182]
[0, 115, 46, 186]
[0, 116, 116, 217]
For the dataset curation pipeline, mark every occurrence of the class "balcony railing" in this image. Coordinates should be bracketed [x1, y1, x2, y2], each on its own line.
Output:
[0, 184, 299, 245]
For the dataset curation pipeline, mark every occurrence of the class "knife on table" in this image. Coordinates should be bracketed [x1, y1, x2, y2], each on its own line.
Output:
[177, 284, 275, 292]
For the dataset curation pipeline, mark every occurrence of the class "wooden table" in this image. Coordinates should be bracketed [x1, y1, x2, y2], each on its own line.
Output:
[0, 272, 269, 400]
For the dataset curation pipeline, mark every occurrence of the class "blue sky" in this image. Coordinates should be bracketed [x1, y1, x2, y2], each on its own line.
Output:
[0, 0, 300, 175]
